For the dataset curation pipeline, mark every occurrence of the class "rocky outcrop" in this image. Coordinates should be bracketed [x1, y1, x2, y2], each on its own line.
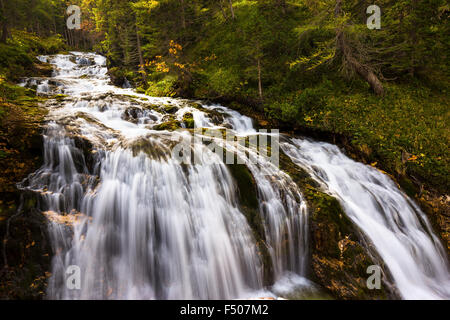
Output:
[226, 163, 273, 285]
[0, 192, 52, 299]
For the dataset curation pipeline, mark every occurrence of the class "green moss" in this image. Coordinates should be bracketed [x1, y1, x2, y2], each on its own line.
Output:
[182, 112, 195, 129]
[145, 75, 177, 97]
[153, 118, 181, 131]
[397, 176, 419, 199]
[52, 94, 68, 101]
[268, 82, 449, 195]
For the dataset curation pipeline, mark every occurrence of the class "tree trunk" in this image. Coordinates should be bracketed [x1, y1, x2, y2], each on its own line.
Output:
[257, 57, 263, 100]
[219, 0, 228, 20]
[136, 25, 146, 81]
[335, 0, 384, 96]
[0, 0, 8, 43]
[409, 0, 418, 77]
[0, 20, 7, 43]
[180, 0, 186, 29]
[228, 0, 235, 20]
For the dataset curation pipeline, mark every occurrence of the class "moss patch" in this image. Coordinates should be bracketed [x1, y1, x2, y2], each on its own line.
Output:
[182, 112, 195, 129]
[153, 118, 182, 131]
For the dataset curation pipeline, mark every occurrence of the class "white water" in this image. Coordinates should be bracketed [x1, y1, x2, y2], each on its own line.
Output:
[282, 139, 450, 299]
[20, 52, 449, 300]
[21, 52, 310, 299]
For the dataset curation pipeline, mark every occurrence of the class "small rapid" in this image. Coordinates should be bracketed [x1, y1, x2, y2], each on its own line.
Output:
[282, 139, 450, 299]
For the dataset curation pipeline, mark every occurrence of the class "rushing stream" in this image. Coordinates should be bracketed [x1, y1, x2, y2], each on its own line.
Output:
[19, 52, 449, 299]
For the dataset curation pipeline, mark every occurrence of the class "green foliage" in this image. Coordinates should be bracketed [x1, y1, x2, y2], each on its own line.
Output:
[266, 80, 333, 123]
[268, 77, 450, 193]
[182, 112, 195, 129]
[0, 30, 65, 81]
[145, 75, 177, 97]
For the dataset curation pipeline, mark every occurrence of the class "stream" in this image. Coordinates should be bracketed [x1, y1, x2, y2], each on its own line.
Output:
[18, 52, 450, 300]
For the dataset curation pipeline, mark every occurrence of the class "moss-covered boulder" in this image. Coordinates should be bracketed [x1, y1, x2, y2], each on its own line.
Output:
[126, 137, 171, 161]
[107, 67, 125, 87]
[153, 118, 182, 131]
[33, 62, 53, 77]
[161, 104, 178, 114]
[182, 112, 195, 129]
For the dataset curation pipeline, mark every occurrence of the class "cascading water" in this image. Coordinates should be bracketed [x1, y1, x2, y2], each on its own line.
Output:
[19, 52, 449, 300]
[20, 52, 311, 299]
[281, 139, 450, 299]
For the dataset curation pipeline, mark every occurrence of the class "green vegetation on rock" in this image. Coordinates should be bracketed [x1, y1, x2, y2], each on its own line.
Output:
[279, 150, 390, 299]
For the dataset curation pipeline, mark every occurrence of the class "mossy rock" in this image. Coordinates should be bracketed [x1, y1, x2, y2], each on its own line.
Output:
[208, 110, 224, 125]
[187, 102, 203, 109]
[161, 104, 179, 114]
[33, 62, 53, 77]
[107, 67, 126, 87]
[182, 112, 195, 129]
[226, 163, 273, 284]
[279, 149, 390, 299]
[142, 104, 161, 111]
[52, 94, 68, 101]
[153, 119, 182, 131]
[0, 191, 51, 300]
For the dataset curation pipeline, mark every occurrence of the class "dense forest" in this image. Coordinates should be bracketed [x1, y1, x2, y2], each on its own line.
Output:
[0, 0, 449, 300]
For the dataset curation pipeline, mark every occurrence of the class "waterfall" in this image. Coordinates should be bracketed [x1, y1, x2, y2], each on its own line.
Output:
[281, 139, 450, 299]
[20, 52, 310, 299]
[19, 52, 449, 300]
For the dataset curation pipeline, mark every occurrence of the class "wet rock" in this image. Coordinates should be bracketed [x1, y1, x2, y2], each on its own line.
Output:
[33, 62, 53, 77]
[161, 105, 179, 114]
[126, 137, 171, 161]
[121, 107, 143, 124]
[227, 163, 273, 285]
[187, 102, 203, 109]
[77, 57, 93, 66]
[209, 110, 224, 125]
